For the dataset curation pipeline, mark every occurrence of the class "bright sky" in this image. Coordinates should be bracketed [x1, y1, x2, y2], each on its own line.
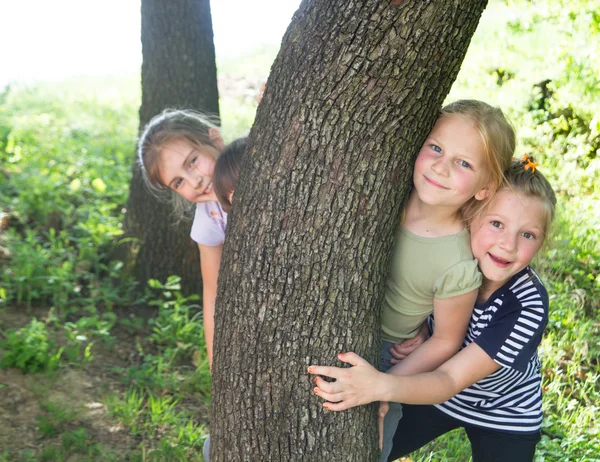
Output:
[0, 0, 301, 87]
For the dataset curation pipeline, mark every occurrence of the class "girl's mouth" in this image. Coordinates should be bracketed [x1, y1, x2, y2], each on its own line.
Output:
[424, 175, 449, 189]
[488, 253, 511, 268]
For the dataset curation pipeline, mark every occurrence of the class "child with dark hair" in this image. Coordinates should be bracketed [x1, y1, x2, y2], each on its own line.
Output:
[213, 137, 247, 213]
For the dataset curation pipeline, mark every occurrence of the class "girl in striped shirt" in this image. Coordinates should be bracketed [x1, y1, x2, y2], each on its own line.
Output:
[309, 157, 556, 462]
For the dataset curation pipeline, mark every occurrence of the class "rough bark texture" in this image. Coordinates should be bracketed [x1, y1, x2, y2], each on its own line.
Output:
[122, 0, 219, 293]
[212, 0, 487, 460]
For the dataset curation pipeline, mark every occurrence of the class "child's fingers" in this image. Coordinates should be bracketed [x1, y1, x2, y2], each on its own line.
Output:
[313, 385, 343, 403]
[307, 365, 340, 380]
[308, 352, 365, 378]
[314, 375, 342, 393]
[256, 83, 266, 103]
[321, 400, 352, 412]
[337, 352, 369, 367]
[390, 337, 421, 358]
[389, 352, 406, 361]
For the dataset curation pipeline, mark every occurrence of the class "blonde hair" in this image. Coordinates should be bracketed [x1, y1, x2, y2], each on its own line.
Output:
[440, 100, 516, 223]
[137, 108, 221, 218]
[498, 158, 557, 238]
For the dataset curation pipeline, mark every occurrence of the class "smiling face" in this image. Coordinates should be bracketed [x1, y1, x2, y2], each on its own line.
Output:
[470, 189, 547, 297]
[413, 115, 492, 211]
[158, 137, 221, 203]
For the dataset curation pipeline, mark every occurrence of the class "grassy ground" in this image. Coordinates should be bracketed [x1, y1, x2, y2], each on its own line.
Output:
[1, 0, 599, 460]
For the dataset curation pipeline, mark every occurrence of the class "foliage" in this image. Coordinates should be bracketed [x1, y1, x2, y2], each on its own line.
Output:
[148, 277, 205, 359]
[0, 79, 141, 315]
[97, 278, 211, 457]
[0, 319, 63, 373]
[103, 387, 207, 460]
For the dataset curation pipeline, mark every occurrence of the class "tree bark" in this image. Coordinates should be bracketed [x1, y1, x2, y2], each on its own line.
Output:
[122, 0, 219, 294]
[211, 0, 487, 460]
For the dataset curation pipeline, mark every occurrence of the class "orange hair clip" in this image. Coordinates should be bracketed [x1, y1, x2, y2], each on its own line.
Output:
[521, 154, 539, 173]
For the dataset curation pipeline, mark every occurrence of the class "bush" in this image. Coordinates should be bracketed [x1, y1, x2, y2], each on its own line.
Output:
[0, 319, 63, 373]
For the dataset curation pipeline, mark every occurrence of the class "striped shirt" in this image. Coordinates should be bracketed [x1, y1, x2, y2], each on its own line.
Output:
[435, 267, 548, 433]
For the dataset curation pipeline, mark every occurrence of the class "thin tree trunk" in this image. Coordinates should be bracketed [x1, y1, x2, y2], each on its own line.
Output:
[122, 0, 219, 294]
[211, 0, 487, 460]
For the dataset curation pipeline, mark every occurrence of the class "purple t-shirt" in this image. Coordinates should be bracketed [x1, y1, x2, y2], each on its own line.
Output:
[190, 201, 228, 246]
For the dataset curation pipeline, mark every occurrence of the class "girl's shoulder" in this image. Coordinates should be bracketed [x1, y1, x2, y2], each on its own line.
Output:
[507, 267, 548, 301]
[483, 267, 549, 315]
[195, 201, 227, 219]
[191, 201, 228, 246]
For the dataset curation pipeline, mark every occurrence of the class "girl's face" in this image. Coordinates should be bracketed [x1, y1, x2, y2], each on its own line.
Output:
[158, 136, 223, 203]
[470, 189, 546, 295]
[413, 115, 492, 210]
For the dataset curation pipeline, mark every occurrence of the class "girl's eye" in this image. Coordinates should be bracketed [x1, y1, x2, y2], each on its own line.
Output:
[491, 220, 503, 229]
[174, 178, 183, 189]
[189, 156, 197, 168]
[458, 160, 472, 169]
[432, 144, 442, 153]
[522, 231, 536, 240]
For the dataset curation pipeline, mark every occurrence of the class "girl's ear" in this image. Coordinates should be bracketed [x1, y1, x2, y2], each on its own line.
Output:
[208, 128, 225, 151]
[474, 182, 493, 201]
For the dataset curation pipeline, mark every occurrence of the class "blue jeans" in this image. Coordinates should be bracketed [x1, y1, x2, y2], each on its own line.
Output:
[379, 341, 404, 462]
[203, 434, 210, 461]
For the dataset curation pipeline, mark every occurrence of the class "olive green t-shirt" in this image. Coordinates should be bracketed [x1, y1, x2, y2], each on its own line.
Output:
[381, 227, 482, 343]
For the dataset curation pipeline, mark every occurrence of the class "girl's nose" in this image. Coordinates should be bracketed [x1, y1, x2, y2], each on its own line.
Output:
[184, 171, 202, 189]
[499, 233, 517, 252]
[431, 158, 449, 176]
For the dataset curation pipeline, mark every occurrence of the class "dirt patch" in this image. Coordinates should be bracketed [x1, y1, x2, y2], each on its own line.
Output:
[0, 368, 138, 456]
[0, 306, 153, 458]
[0, 369, 42, 453]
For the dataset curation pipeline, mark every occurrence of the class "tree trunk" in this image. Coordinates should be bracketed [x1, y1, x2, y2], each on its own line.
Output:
[122, 0, 219, 294]
[211, 0, 487, 460]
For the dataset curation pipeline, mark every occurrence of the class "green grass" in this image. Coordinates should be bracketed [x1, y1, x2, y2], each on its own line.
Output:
[103, 387, 207, 459]
[0, 0, 599, 459]
[36, 400, 81, 439]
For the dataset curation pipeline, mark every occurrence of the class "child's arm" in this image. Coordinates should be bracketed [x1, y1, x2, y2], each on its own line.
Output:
[386, 290, 477, 376]
[310, 342, 500, 410]
[198, 243, 223, 370]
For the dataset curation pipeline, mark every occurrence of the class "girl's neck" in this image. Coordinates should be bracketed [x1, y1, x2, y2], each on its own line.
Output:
[477, 279, 505, 304]
[402, 191, 464, 237]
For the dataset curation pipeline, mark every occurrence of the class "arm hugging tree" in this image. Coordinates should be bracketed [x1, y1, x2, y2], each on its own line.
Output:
[211, 1, 488, 460]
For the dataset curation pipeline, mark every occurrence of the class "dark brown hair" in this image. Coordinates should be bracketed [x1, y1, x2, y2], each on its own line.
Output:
[213, 137, 248, 212]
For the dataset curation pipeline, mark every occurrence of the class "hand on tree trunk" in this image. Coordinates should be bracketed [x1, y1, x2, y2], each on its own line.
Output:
[309, 352, 388, 411]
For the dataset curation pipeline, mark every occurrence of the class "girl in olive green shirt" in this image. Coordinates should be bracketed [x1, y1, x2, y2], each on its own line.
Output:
[376, 100, 516, 461]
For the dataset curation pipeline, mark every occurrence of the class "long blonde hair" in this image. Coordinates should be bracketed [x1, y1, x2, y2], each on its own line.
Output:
[440, 100, 516, 223]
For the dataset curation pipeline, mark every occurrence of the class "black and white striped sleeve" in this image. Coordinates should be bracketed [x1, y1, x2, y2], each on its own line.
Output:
[474, 273, 548, 373]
